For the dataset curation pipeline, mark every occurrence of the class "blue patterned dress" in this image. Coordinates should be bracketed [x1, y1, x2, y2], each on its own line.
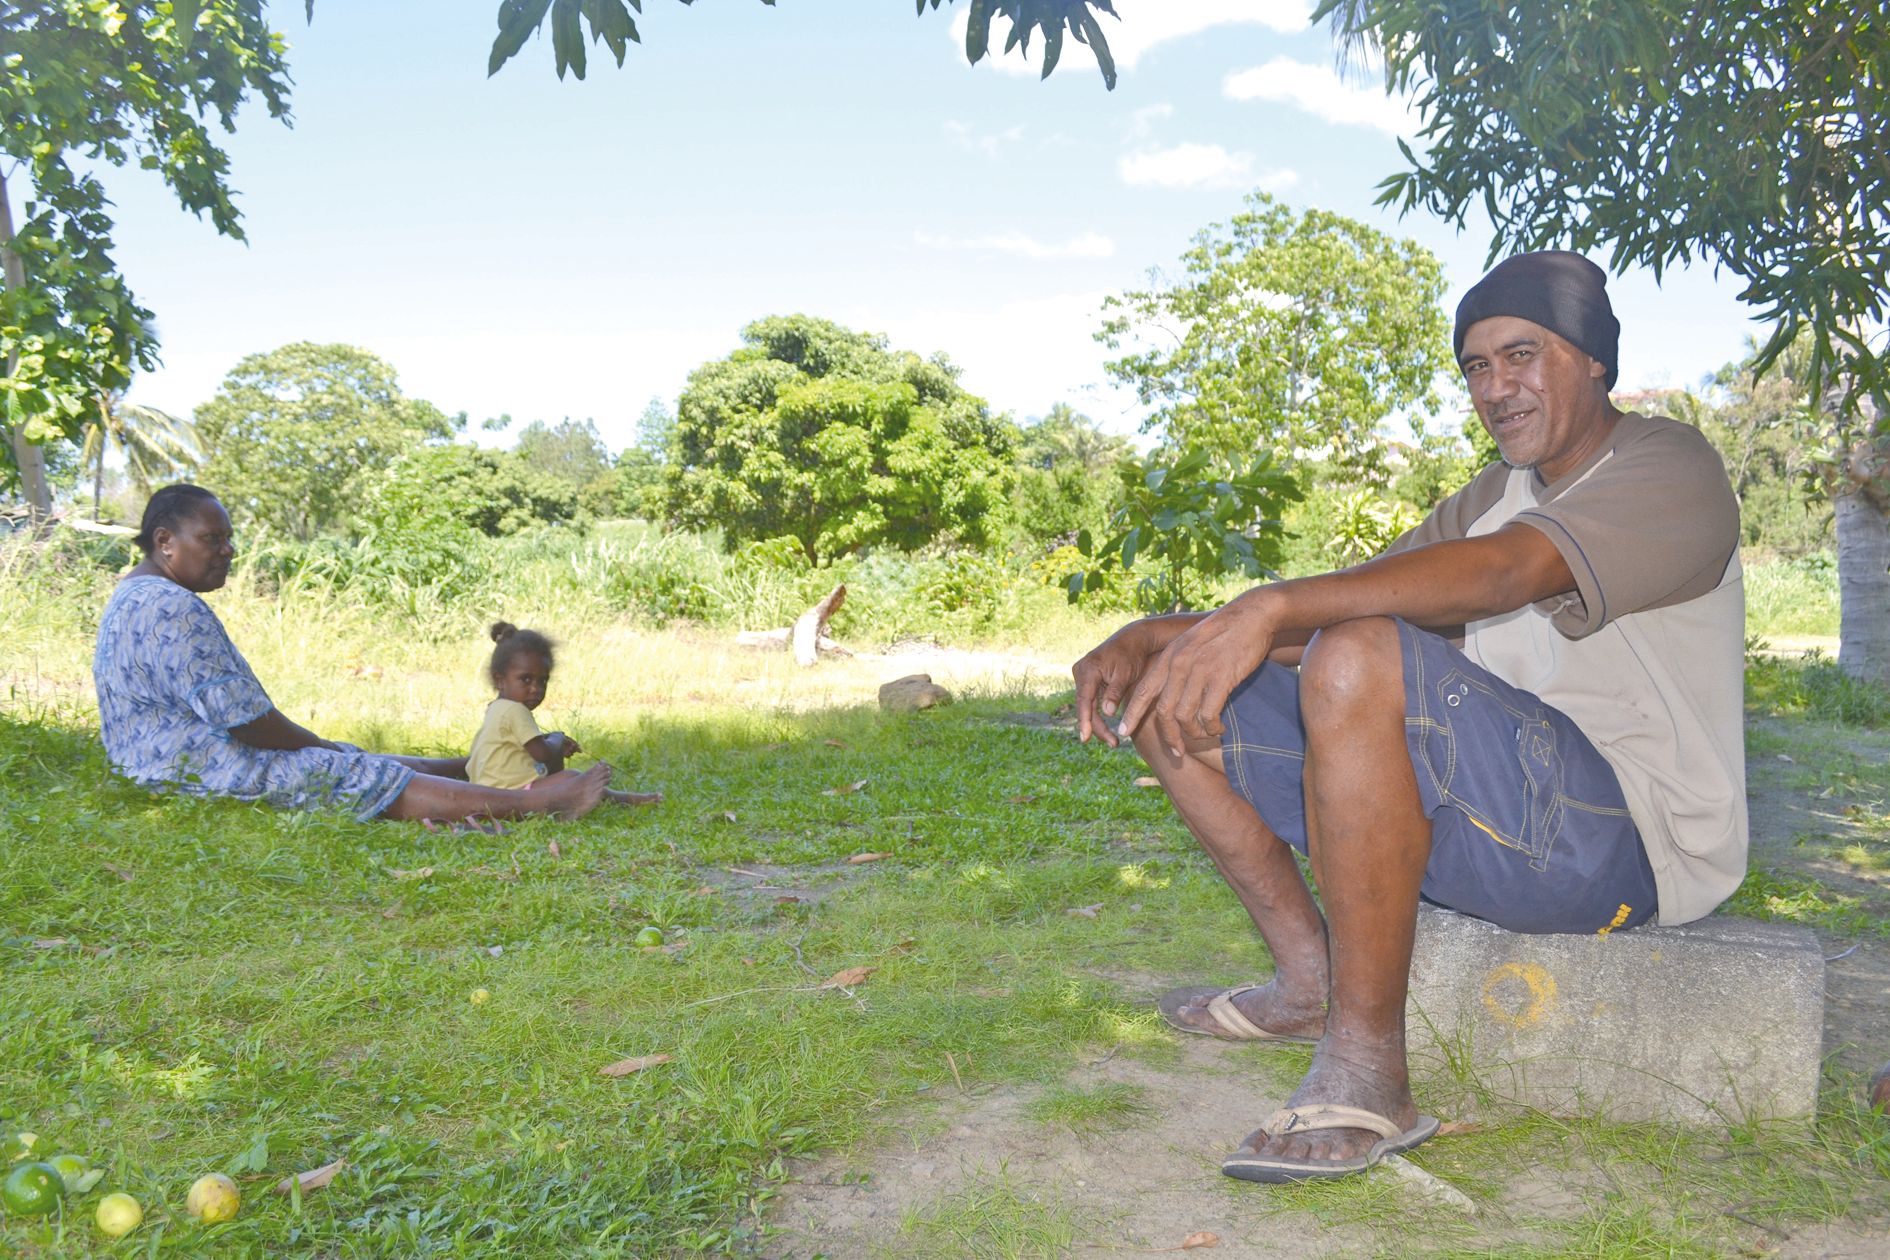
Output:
[93, 575, 414, 821]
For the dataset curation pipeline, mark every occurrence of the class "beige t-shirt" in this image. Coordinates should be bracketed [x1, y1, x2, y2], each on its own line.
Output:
[468, 697, 543, 790]
[1389, 412, 1746, 925]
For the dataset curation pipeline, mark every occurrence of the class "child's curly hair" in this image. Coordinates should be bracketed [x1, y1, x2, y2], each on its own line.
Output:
[488, 621, 556, 687]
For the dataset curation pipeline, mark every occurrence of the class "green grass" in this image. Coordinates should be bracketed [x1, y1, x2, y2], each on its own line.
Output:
[1744, 553, 1841, 641]
[1021, 1082, 1156, 1136]
[1722, 866, 1890, 939]
[6, 540, 1890, 1256]
[1746, 650, 1890, 729]
[895, 1170, 1091, 1259]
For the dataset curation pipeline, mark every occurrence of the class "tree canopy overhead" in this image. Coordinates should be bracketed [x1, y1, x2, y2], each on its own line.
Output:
[0, 0, 293, 513]
[667, 314, 1016, 562]
[444, 0, 1123, 87]
[1315, 0, 1888, 409]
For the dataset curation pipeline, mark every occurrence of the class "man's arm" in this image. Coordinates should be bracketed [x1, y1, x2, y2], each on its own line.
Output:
[1117, 521, 1577, 756]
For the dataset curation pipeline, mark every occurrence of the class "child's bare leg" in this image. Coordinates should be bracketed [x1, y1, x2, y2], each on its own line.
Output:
[382, 763, 612, 822]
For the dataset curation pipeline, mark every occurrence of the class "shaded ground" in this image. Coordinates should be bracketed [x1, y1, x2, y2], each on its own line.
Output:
[765, 721, 1890, 1259]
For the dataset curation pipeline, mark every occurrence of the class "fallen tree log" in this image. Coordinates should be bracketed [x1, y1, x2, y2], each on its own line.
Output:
[733, 584, 849, 667]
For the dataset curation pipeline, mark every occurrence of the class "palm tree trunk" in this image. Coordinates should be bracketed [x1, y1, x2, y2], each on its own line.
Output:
[0, 167, 53, 523]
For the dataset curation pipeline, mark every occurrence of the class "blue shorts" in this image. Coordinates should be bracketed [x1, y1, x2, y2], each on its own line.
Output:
[1218, 618, 1657, 935]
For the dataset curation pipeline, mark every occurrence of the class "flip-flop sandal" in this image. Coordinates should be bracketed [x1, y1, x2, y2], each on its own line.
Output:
[1221, 1104, 1442, 1184]
[1155, 984, 1317, 1043]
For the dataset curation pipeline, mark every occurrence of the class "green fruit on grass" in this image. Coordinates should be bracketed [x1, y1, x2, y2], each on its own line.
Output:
[635, 926, 665, 948]
[96, 1192, 142, 1237]
[2, 1161, 64, 1216]
[47, 1153, 88, 1188]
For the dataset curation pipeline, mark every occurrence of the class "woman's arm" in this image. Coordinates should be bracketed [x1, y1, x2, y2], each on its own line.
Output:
[228, 707, 340, 752]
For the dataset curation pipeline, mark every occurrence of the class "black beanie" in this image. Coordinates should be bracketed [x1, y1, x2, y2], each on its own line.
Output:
[1453, 251, 1621, 389]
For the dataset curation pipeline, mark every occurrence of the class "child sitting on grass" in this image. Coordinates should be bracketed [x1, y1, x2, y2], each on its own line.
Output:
[468, 622, 662, 807]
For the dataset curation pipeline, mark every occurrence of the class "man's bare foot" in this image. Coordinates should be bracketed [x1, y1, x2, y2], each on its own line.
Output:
[1232, 1036, 1419, 1166]
[537, 762, 612, 820]
[1168, 977, 1326, 1041]
[606, 789, 663, 807]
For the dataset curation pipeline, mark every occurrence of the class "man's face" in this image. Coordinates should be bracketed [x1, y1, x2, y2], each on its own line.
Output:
[1458, 315, 1611, 482]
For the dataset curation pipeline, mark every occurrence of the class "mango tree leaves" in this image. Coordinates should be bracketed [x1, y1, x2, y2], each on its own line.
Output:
[1314, 0, 1890, 420]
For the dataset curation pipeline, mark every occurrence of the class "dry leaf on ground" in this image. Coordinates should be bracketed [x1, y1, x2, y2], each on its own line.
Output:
[388, 867, 435, 881]
[693, 885, 718, 896]
[847, 851, 891, 864]
[823, 779, 869, 796]
[103, 863, 135, 882]
[1180, 1233, 1220, 1250]
[600, 1053, 673, 1077]
[1435, 1120, 1485, 1137]
[275, 1158, 346, 1195]
[29, 938, 68, 949]
[547, 839, 561, 860]
[1004, 793, 1039, 804]
[823, 739, 848, 749]
[820, 965, 877, 989]
[1066, 904, 1103, 918]
[1131, 776, 1161, 788]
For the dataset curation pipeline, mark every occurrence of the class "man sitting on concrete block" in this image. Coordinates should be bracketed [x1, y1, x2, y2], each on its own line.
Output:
[1073, 251, 1745, 1183]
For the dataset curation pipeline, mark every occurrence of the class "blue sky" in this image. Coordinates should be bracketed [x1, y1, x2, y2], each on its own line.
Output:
[103, 0, 1766, 451]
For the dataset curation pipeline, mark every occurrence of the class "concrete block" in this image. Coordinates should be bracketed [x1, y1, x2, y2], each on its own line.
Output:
[1405, 905, 1824, 1124]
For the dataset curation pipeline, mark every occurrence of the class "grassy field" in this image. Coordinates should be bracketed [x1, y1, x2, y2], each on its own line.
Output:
[3, 537, 1887, 1256]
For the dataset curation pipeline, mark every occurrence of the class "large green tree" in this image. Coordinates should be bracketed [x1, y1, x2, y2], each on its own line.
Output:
[1100, 192, 1455, 481]
[1317, 0, 1890, 681]
[0, 1, 292, 518]
[668, 315, 1015, 562]
[1012, 402, 1127, 545]
[194, 342, 455, 540]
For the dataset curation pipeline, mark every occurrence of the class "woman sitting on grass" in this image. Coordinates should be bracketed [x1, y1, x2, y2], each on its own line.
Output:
[92, 484, 613, 823]
[468, 620, 661, 807]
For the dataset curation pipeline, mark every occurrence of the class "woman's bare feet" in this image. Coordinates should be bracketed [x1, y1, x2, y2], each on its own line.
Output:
[534, 762, 613, 820]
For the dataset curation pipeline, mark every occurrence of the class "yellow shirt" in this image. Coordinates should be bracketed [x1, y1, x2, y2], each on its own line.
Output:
[468, 698, 543, 789]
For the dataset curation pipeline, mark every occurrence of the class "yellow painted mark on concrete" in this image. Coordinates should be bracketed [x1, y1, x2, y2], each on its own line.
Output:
[1481, 962, 1557, 1029]
[1596, 903, 1633, 938]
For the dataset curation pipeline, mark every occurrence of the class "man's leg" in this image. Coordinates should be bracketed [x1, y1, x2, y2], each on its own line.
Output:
[1235, 614, 1431, 1166]
[1133, 722, 1329, 1039]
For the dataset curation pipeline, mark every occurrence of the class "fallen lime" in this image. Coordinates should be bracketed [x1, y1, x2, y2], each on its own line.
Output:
[635, 926, 664, 948]
[96, 1191, 142, 1237]
[470, 987, 491, 1006]
[2, 1161, 63, 1216]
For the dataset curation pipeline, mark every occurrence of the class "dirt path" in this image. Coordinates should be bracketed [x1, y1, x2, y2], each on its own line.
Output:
[762, 732, 1890, 1258]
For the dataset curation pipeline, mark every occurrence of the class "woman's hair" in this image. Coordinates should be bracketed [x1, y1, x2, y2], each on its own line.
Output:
[133, 484, 221, 555]
[488, 621, 556, 686]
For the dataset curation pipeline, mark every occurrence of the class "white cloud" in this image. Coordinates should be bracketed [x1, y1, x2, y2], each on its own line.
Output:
[1117, 143, 1298, 192]
[914, 229, 1117, 260]
[1126, 102, 1174, 141]
[949, 0, 1311, 79]
[943, 119, 1027, 157]
[1223, 56, 1419, 135]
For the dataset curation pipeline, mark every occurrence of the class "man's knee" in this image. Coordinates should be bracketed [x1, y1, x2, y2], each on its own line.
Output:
[1300, 617, 1404, 716]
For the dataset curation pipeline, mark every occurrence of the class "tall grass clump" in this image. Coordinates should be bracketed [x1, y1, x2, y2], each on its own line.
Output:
[1744, 552, 1840, 641]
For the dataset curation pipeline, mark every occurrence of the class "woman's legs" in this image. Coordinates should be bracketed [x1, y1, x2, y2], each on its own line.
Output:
[382, 762, 612, 822]
[534, 768, 662, 808]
